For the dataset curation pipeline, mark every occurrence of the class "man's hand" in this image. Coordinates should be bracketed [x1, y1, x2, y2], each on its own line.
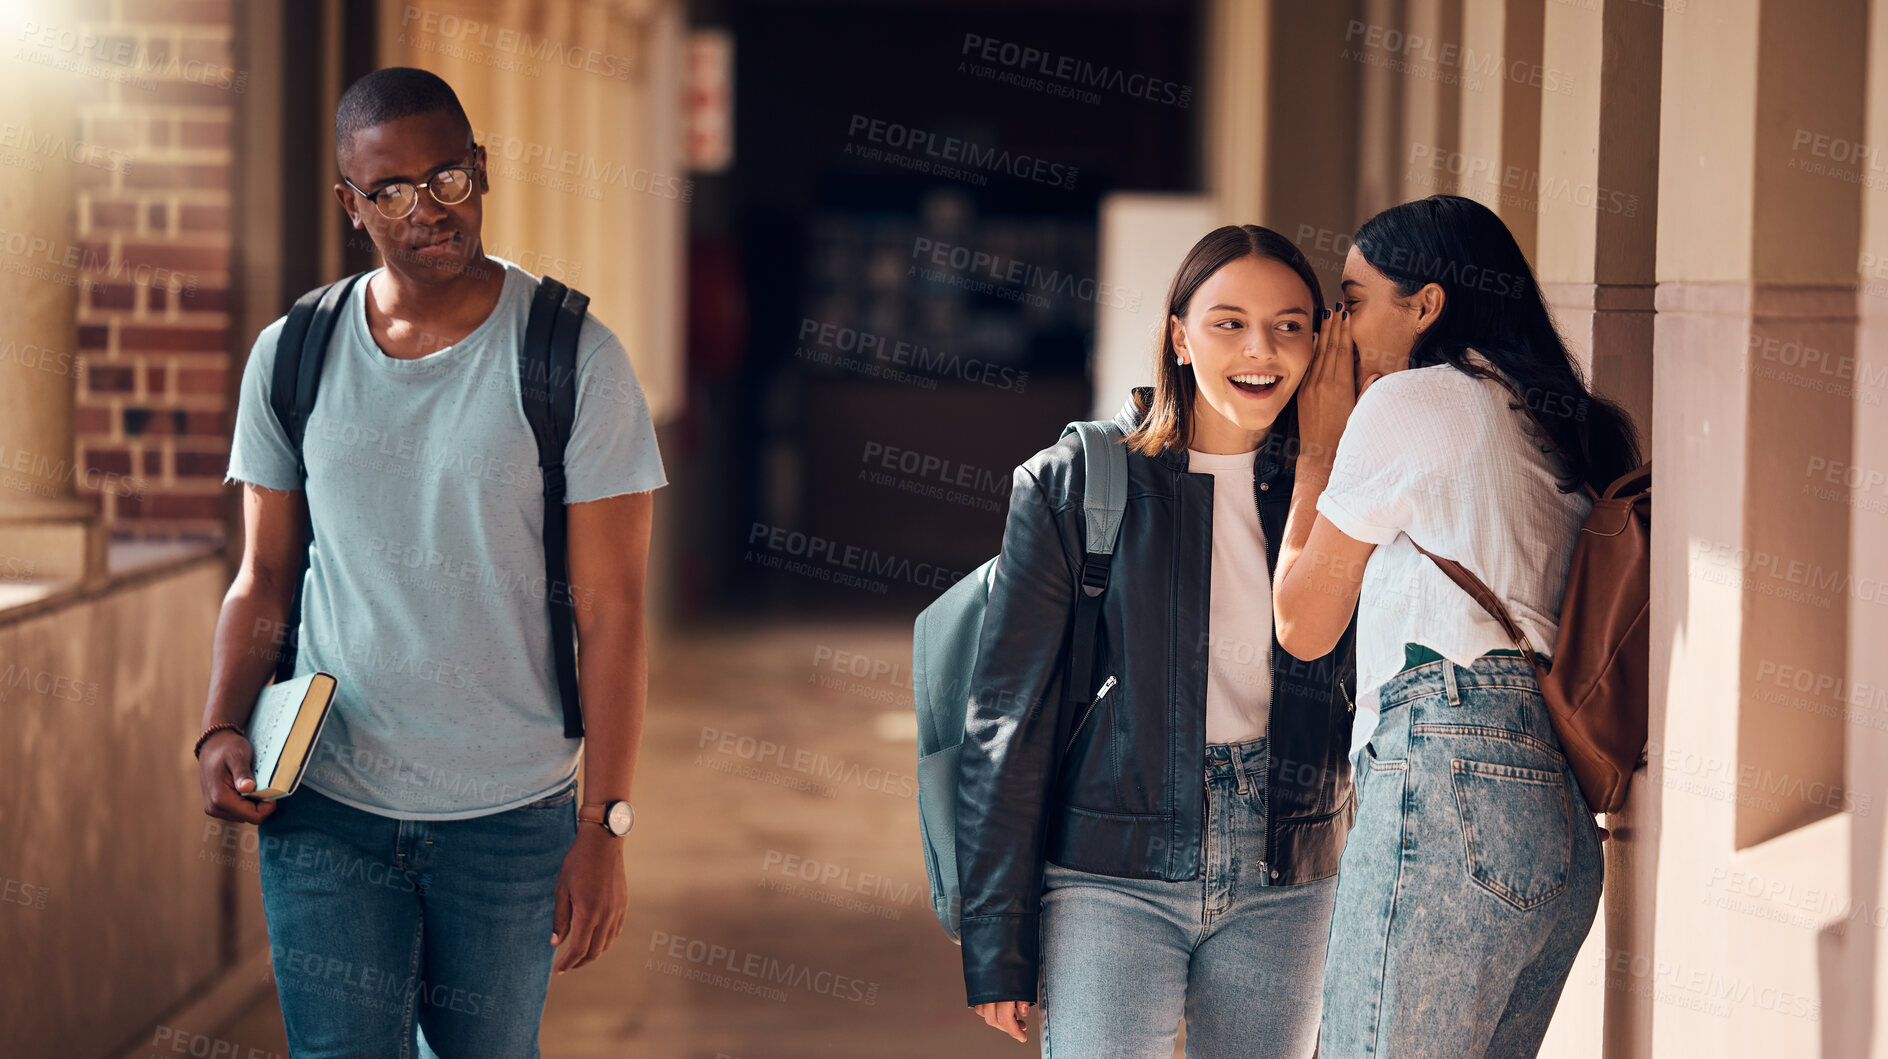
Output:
[973, 1000, 1033, 1043]
[197, 730, 277, 825]
[550, 828, 628, 974]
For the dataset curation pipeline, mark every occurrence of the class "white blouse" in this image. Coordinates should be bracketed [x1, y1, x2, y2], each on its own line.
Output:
[1316, 353, 1592, 761]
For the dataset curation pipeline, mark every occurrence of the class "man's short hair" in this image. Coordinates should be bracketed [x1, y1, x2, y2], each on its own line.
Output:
[334, 67, 473, 172]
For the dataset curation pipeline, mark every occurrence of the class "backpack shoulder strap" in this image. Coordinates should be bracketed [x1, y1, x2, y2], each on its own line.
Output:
[265, 272, 363, 683]
[520, 276, 592, 739]
[1409, 541, 1544, 670]
[270, 272, 366, 475]
[1057, 419, 1127, 706]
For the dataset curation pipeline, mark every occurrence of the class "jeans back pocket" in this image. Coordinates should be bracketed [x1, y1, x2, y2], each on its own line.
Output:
[1450, 759, 1570, 911]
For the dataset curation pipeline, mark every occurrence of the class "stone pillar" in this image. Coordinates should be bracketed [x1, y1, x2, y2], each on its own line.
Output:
[1396, 0, 1462, 203]
[1532, 8, 1661, 1055]
[1537, 0, 1659, 433]
[1353, 0, 1406, 221]
[1203, 0, 1271, 224]
[1455, 0, 1542, 257]
[0, 34, 106, 586]
[1646, 0, 1865, 1054]
[1830, 2, 1888, 1052]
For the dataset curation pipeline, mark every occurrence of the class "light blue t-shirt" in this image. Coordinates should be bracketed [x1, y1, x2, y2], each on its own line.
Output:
[227, 258, 666, 820]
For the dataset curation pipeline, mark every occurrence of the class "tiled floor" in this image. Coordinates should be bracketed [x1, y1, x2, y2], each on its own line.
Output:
[214, 618, 1085, 1057]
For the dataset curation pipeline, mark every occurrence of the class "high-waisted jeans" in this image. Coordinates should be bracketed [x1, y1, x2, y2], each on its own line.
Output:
[1038, 736, 1339, 1058]
[1319, 653, 1603, 1058]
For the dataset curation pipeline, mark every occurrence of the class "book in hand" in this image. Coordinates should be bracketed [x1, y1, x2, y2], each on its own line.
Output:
[242, 672, 338, 800]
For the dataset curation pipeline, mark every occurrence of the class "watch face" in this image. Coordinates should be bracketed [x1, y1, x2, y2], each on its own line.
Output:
[606, 801, 634, 835]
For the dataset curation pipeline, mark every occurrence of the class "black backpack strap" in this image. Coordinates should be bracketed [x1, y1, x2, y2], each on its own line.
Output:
[266, 272, 364, 683]
[520, 276, 591, 738]
[270, 273, 364, 476]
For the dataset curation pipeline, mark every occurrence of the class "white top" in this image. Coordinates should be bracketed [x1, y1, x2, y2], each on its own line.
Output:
[1187, 446, 1275, 745]
[1315, 354, 1591, 763]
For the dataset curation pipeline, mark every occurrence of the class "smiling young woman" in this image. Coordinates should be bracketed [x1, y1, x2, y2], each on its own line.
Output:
[958, 224, 1357, 1058]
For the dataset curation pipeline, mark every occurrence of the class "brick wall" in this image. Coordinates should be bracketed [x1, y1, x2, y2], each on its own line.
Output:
[67, 0, 240, 541]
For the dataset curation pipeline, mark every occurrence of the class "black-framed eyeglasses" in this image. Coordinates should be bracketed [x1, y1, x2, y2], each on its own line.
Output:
[342, 154, 480, 219]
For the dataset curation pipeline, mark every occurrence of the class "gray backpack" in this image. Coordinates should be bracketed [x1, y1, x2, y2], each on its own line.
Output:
[911, 419, 1127, 942]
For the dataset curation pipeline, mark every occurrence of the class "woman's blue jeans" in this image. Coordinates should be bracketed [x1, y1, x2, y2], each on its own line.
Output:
[1038, 736, 1339, 1058]
[256, 776, 578, 1057]
[1320, 653, 1604, 1058]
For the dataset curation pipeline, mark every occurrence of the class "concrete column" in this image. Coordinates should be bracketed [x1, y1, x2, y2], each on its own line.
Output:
[1396, 0, 1463, 203]
[1830, 2, 1888, 1052]
[1537, 0, 1660, 435]
[1355, 0, 1407, 220]
[1456, 0, 1542, 258]
[0, 34, 105, 586]
[1201, 0, 1365, 294]
[1203, 0, 1271, 224]
[1647, 1, 1866, 1055]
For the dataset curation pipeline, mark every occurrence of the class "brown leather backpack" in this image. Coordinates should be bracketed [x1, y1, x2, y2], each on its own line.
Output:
[1411, 388, 1651, 818]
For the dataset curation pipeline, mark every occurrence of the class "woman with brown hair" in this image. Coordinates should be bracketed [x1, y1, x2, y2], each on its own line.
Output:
[956, 225, 1358, 1057]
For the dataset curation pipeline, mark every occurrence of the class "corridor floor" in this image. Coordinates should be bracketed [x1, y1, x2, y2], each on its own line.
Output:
[214, 617, 1100, 1057]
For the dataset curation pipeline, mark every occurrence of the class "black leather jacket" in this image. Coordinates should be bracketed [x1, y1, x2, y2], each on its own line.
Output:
[956, 387, 1358, 1006]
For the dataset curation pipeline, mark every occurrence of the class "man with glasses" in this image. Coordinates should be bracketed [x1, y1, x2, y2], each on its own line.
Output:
[197, 67, 665, 1055]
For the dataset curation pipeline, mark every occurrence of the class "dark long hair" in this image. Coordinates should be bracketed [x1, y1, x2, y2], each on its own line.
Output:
[1351, 195, 1642, 491]
[1126, 224, 1323, 459]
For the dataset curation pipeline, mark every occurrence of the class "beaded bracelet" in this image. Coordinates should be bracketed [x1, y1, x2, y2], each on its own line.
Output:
[192, 721, 244, 759]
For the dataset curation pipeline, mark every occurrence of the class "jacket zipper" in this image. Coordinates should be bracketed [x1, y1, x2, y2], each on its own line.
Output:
[1254, 467, 1275, 882]
[1065, 674, 1117, 754]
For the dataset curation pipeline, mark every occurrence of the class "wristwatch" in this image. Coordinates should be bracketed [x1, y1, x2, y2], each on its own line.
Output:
[577, 800, 634, 836]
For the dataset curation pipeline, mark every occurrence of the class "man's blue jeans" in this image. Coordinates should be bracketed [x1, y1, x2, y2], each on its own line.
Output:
[257, 776, 578, 1058]
[1320, 653, 1604, 1058]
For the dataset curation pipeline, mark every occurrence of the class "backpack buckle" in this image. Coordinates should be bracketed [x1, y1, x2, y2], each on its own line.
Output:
[542, 462, 567, 498]
[1079, 555, 1110, 597]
